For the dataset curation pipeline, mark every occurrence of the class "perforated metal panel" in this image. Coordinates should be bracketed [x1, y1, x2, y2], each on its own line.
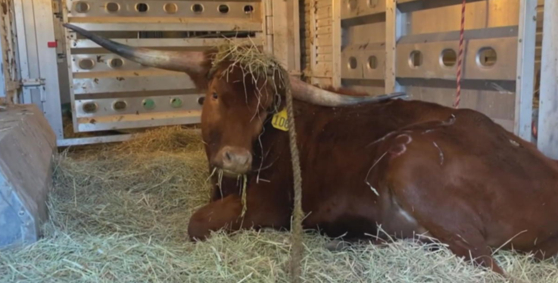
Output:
[62, 0, 267, 133]
[302, 0, 538, 141]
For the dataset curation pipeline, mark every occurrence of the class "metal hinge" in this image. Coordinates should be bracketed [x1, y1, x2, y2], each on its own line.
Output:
[21, 78, 45, 88]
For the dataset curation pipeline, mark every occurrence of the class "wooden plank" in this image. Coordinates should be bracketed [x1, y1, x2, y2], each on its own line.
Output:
[316, 54, 333, 62]
[316, 26, 332, 35]
[316, 37, 332, 46]
[316, 19, 332, 27]
[317, 46, 333, 54]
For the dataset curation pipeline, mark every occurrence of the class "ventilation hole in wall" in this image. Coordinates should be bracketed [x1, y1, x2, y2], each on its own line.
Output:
[164, 3, 178, 14]
[218, 4, 229, 14]
[170, 98, 183, 108]
[78, 59, 95, 70]
[113, 100, 127, 111]
[105, 2, 119, 12]
[192, 4, 204, 13]
[136, 3, 148, 12]
[82, 102, 98, 113]
[198, 97, 205, 105]
[441, 49, 457, 67]
[142, 98, 156, 110]
[74, 1, 90, 13]
[368, 56, 377, 69]
[409, 50, 422, 68]
[368, 0, 379, 7]
[477, 47, 497, 67]
[348, 57, 357, 69]
[243, 5, 254, 14]
[348, 0, 357, 10]
[109, 58, 124, 69]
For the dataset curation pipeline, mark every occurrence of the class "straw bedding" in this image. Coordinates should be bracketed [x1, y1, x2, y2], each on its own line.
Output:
[1, 126, 557, 283]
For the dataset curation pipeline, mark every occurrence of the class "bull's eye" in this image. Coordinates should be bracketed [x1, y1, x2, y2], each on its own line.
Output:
[212, 92, 218, 99]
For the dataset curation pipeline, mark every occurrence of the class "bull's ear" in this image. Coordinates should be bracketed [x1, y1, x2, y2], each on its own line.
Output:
[63, 23, 212, 88]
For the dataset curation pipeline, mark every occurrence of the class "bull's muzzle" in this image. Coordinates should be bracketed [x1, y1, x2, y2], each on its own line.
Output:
[213, 146, 253, 176]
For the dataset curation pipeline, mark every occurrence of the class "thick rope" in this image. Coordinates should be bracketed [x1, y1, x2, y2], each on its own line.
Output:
[454, 0, 466, 109]
[281, 69, 304, 283]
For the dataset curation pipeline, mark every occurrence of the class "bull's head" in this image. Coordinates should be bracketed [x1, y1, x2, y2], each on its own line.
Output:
[64, 24, 400, 176]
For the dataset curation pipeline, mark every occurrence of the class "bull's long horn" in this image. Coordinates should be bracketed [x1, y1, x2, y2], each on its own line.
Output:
[289, 77, 407, 106]
[63, 24, 205, 74]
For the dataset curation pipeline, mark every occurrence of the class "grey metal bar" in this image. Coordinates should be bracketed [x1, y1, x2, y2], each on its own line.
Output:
[537, 0, 558, 158]
[514, 0, 537, 141]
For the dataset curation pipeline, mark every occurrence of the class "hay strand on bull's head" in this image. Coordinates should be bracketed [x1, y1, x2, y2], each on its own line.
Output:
[206, 40, 291, 217]
[210, 40, 286, 112]
[209, 40, 305, 282]
[211, 41, 282, 81]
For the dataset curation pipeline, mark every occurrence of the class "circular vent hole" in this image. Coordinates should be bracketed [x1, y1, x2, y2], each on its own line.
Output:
[143, 98, 156, 110]
[82, 102, 98, 113]
[409, 50, 422, 68]
[136, 3, 148, 12]
[441, 49, 457, 67]
[75, 1, 90, 13]
[368, 56, 377, 69]
[477, 47, 497, 67]
[164, 3, 178, 14]
[106, 2, 119, 12]
[348, 57, 357, 69]
[243, 5, 254, 14]
[218, 4, 229, 13]
[78, 59, 95, 70]
[348, 0, 357, 10]
[113, 100, 127, 111]
[109, 58, 124, 69]
[198, 97, 205, 105]
[368, 0, 379, 7]
[171, 98, 183, 108]
[192, 4, 204, 13]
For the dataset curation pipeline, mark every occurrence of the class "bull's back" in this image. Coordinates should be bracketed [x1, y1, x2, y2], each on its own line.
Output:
[392, 109, 558, 246]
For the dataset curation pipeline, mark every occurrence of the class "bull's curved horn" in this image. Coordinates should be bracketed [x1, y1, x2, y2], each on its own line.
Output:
[63, 24, 205, 74]
[289, 77, 407, 106]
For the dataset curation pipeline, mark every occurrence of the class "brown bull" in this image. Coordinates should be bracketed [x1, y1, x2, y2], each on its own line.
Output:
[65, 24, 558, 275]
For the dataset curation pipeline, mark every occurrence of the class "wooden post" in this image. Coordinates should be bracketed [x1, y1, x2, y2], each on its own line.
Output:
[537, 0, 558, 158]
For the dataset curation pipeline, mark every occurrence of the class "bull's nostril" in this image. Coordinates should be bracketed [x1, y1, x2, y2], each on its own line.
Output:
[225, 151, 232, 161]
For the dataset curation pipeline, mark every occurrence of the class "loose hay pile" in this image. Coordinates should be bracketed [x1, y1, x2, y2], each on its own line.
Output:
[1, 126, 558, 282]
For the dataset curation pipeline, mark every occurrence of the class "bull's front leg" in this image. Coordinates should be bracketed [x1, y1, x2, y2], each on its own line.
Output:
[188, 183, 291, 240]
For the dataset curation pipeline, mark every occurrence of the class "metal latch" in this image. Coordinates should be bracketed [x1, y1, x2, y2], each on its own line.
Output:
[21, 78, 45, 87]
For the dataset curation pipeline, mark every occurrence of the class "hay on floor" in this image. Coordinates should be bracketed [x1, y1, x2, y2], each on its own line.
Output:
[1, 126, 557, 282]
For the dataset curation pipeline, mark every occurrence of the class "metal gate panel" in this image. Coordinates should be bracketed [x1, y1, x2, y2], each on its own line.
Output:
[62, 0, 266, 133]
[310, 0, 538, 140]
[339, 0, 386, 95]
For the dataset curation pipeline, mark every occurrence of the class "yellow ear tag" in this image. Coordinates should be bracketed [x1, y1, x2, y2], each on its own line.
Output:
[271, 108, 289, 131]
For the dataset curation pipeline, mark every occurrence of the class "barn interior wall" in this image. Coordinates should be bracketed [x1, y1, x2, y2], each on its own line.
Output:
[300, 0, 544, 134]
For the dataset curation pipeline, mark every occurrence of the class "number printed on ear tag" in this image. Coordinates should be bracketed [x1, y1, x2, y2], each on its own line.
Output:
[271, 108, 288, 131]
